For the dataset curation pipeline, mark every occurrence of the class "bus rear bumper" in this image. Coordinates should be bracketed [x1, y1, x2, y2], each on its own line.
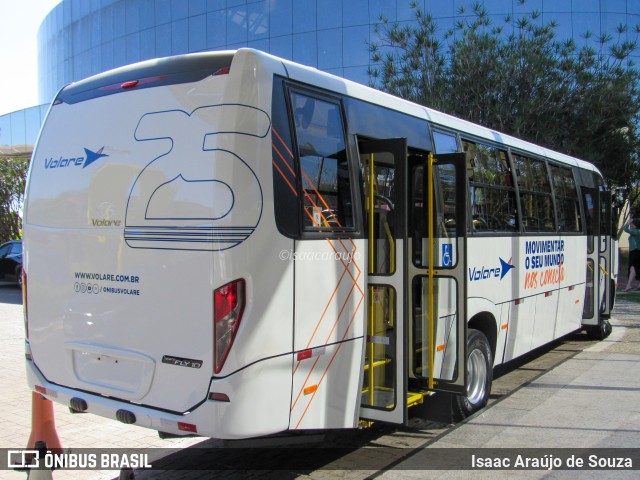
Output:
[25, 350, 293, 440]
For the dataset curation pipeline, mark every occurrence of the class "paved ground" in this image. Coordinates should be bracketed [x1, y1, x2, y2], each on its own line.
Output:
[380, 299, 640, 479]
[0, 286, 201, 480]
[127, 300, 640, 480]
[0, 284, 638, 479]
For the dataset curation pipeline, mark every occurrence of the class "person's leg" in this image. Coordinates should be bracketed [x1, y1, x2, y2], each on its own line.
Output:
[625, 265, 637, 291]
[624, 250, 640, 292]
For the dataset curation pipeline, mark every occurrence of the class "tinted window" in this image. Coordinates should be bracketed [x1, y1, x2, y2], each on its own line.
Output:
[361, 151, 397, 275]
[433, 131, 458, 154]
[550, 165, 581, 232]
[410, 159, 460, 267]
[583, 191, 596, 253]
[513, 154, 555, 232]
[290, 92, 354, 231]
[463, 141, 517, 233]
[344, 96, 431, 151]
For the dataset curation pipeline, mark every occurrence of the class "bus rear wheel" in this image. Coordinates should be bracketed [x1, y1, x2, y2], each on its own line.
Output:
[453, 329, 493, 420]
[586, 319, 612, 340]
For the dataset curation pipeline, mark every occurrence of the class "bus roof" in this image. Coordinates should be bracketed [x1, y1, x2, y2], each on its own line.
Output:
[58, 47, 600, 176]
[248, 48, 601, 176]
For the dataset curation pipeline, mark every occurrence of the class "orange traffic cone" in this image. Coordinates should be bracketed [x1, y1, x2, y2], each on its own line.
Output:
[27, 392, 63, 453]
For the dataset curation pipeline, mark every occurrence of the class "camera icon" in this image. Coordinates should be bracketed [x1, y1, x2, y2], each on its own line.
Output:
[7, 450, 39, 469]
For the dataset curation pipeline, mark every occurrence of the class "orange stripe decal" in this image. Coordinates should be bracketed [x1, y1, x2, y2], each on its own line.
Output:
[322, 283, 356, 343]
[272, 127, 294, 158]
[271, 159, 297, 196]
[294, 295, 365, 429]
[272, 142, 297, 177]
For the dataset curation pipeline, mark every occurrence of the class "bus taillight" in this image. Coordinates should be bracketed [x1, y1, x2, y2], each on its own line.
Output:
[213, 66, 230, 76]
[213, 279, 245, 374]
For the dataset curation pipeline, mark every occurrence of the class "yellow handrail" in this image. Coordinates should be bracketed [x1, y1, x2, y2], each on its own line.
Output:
[427, 154, 436, 389]
[383, 220, 395, 273]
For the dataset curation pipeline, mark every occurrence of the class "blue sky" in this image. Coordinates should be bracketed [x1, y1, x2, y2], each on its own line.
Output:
[0, 0, 62, 116]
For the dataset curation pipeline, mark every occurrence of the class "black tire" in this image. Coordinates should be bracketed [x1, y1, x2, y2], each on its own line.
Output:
[16, 266, 23, 289]
[586, 319, 612, 340]
[610, 278, 616, 310]
[453, 329, 493, 420]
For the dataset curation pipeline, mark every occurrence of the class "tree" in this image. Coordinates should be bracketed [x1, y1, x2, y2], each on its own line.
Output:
[369, 1, 640, 196]
[0, 156, 29, 242]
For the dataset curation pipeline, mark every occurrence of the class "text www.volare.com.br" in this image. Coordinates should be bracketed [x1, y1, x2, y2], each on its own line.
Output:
[74, 271, 140, 283]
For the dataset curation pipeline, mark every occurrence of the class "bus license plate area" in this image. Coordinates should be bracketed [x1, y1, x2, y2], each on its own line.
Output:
[68, 344, 155, 399]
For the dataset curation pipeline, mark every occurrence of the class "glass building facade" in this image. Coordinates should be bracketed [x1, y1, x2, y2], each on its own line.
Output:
[37, 0, 640, 103]
[1, 0, 639, 152]
[0, 105, 49, 156]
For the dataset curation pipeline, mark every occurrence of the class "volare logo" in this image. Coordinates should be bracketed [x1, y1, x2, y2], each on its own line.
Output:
[468, 257, 515, 282]
[44, 147, 108, 170]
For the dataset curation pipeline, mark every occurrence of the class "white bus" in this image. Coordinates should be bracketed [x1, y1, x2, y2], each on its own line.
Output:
[23, 49, 616, 439]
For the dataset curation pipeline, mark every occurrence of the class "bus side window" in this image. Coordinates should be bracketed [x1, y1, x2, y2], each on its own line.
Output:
[290, 92, 354, 231]
[549, 165, 581, 233]
[409, 156, 457, 268]
[431, 130, 459, 239]
[462, 140, 517, 233]
[513, 154, 555, 232]
[584, 192, 595, 253]
[433, 131, 458, 154]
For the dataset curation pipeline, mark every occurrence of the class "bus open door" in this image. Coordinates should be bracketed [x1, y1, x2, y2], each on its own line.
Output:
[598, 189, 615, 319]
[357, 139, 468, 425]
[407, 152, 470, 419]
[357, 137, 409, 425]
[581, 187, 613, 339]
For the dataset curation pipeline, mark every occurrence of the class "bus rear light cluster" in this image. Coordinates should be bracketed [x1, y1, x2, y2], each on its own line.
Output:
[213, 279, 246, 374]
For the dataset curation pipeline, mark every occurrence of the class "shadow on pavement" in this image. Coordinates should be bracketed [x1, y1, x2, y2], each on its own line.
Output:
[125, 425, 418, 479]
[0, 284, 22, 305]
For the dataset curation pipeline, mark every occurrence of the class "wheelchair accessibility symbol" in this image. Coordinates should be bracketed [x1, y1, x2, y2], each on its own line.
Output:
[442, 244, 453, 267]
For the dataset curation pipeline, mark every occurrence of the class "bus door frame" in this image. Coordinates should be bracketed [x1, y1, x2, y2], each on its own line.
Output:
[599, 190, 614, 318]
[356, 142, 469, 425]
[582, 186, 601, 325]
[408, 152, 468, 396]
[357, 137, 409, 425]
